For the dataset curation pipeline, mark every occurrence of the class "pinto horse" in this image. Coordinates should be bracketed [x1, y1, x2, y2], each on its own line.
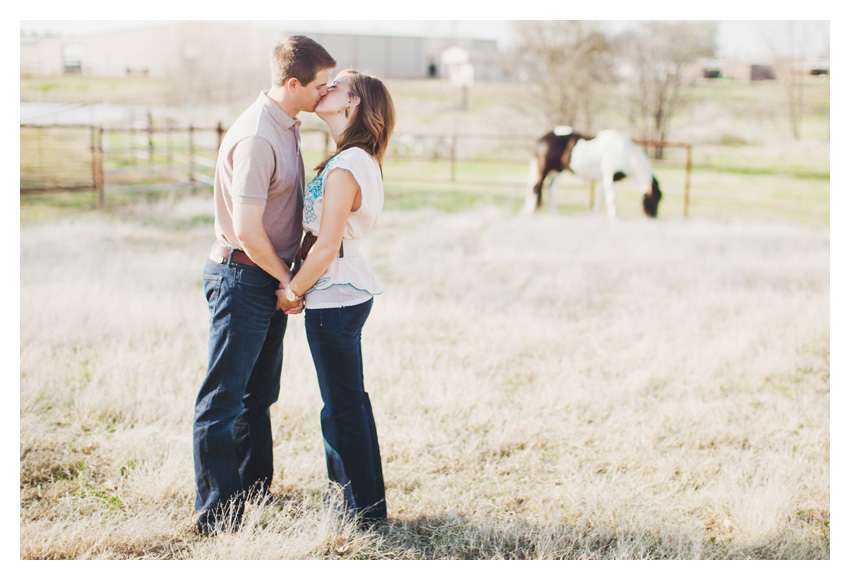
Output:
[522, 126, 662, 219]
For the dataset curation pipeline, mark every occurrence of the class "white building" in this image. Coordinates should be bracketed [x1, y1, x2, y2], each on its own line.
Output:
[20, 21, 507, 83]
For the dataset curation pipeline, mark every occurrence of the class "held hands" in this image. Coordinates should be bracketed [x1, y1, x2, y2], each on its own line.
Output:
[276, 282, 304, 314]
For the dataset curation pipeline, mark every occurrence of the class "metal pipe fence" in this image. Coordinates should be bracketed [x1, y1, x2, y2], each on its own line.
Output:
[21, 121, 226, 209]
[21, 123, 692, 215]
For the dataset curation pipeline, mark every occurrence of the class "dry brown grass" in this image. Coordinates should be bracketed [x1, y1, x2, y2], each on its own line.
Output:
[20, 192, 829, 559]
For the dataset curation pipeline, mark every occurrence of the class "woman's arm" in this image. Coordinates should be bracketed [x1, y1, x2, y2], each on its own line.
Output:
[282, 168, 361, 303]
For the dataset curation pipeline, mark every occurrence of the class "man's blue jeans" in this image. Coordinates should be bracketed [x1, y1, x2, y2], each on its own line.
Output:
[305, 298, 386, 523]
[193, 258, 286, 532]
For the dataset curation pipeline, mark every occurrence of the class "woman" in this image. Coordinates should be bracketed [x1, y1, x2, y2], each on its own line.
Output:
[277, 70, 395, 525]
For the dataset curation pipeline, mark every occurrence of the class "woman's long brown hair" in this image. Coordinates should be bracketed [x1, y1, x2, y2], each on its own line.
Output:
[315, 70, 395, 175]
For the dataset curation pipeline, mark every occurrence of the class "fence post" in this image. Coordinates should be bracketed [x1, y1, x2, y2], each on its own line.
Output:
[684, 145, 692, 218]
[147, 112, 154, 172]
[37, 127, 45, 189]
[450, 136, 457, 182]
[129, 118, 136, 165]
[95, 127, 105, 209]
[166, 118, 173, 171]
[188, 124, 196, 192]
[90, 126, 97, 193]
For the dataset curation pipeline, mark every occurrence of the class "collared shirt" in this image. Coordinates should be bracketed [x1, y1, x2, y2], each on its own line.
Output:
[213, 91, 305, 265]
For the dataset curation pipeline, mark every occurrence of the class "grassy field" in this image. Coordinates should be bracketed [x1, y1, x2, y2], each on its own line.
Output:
[19, 197, 830, 559]
[20, 74, 830, 560]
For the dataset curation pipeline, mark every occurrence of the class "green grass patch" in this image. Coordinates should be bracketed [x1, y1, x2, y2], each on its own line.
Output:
[683, 170, 830, 228]
[383, 181, 514, 212]
[20, 191, 99, 222]
[695, 164, 830, 180]
[21, 75, 173, 106]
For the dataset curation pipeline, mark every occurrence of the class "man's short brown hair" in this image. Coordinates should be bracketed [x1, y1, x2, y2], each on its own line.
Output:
[271, 36, 336, 87]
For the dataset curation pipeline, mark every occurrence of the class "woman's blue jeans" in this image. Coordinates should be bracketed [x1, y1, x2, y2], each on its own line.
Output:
[305, 298, 386, 523]
[193, 258, 287, 533]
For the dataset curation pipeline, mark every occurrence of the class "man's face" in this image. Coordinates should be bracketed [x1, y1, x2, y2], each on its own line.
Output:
[293, 68, 333, 113]
[314, 74, 354, 116]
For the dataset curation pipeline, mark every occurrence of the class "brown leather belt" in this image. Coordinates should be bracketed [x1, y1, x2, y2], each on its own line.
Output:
[300, 231, 344, 261]
[209, 240, 260, 268]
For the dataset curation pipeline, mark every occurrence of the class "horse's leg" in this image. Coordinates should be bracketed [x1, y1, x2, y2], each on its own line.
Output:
[589, 181, 599, 211]
[591, 180, 607, 213]
[601, 174, 617, 221]
[521, 157, 540, 214]
[528, 166, 556, 214]
[547, 173, 558, 213]
[535, 168, 551, 210]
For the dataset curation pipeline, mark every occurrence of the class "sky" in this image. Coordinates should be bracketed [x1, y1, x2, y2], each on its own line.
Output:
[19, 18, 831, 62]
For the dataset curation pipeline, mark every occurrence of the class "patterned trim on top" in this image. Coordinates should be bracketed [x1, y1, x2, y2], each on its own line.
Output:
[303, 155, 343, 225]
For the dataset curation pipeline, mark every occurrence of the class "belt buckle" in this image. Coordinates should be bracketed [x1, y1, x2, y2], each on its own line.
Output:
[210, 244, 232, 266]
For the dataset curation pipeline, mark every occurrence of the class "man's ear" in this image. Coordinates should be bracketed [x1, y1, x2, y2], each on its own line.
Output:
[285, 77, 299, 94]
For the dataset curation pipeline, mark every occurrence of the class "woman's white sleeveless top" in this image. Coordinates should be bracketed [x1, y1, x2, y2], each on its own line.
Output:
[302, 147, 383, 309]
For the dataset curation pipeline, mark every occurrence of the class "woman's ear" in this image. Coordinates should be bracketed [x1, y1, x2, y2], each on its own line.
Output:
[350, 95, 361, 108]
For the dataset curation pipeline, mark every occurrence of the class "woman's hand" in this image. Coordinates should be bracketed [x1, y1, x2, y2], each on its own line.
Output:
[275, 287, 304, 314]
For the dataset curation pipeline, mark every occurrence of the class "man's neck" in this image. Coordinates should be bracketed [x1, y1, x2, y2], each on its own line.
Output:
[266, 86, 299, 120]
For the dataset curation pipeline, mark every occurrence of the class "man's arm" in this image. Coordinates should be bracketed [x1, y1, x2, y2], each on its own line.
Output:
[228, 137, 293, 288]
[232, 202, 292, 286]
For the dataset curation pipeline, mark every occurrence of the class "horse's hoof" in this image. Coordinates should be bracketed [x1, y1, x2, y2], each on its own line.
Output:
[520, 199, 537, 215]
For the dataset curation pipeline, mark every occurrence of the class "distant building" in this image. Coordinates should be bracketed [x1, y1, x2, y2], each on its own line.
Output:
[19, 21, 507, 83]
[804, 59, 830, 77]
[750, 64, 776, 81]
[20, 33, 41, 77]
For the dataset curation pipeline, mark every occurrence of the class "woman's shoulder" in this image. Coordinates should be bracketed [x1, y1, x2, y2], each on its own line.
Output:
[328, 148, 378, 177]
[336, 147, 377, 164]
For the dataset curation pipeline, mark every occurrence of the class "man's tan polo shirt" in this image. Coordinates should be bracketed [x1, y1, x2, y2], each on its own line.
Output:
[213, 91, 305, 267]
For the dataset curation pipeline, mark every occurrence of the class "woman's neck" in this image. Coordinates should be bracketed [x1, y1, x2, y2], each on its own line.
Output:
[321, 113, 348, 146]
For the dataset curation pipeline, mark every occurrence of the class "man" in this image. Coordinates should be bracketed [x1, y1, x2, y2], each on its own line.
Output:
[193, 35, 335, 534]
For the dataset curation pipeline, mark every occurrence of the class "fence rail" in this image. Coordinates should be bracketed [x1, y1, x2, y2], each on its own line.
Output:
[21, 122, 692, 215]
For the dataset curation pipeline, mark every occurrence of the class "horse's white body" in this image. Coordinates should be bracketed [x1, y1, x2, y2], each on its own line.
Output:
[523, 128, 656, 220]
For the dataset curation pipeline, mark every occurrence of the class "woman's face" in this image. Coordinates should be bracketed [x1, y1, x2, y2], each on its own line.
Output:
[315, 74, 355, 117]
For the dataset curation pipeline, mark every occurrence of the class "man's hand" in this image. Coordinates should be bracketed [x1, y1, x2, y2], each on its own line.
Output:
[275, 287, 304, 314]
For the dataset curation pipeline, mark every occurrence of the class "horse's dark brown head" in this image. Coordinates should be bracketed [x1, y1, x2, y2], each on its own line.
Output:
[642, 177, 662, 218]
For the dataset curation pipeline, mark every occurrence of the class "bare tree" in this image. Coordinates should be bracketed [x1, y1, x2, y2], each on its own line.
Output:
[760, 21, 829, 140]
[509, 21, 613, 130]
[616, 21, 716, 158]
